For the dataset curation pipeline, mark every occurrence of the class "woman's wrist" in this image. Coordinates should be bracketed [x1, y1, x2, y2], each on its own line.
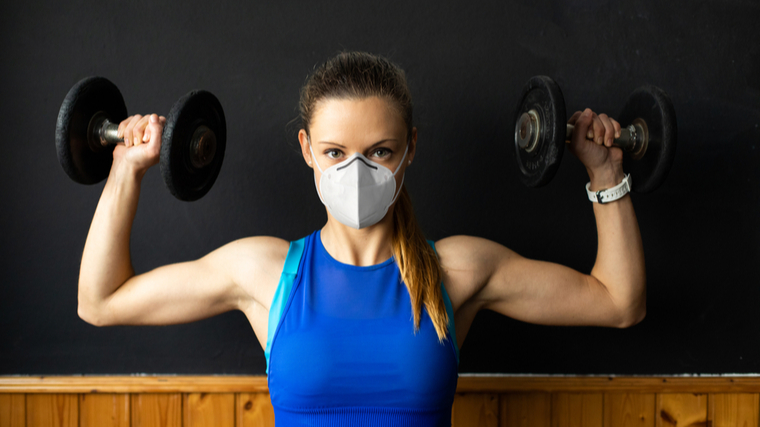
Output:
[111, 157, 148, 182]
[104, 159, 149, 199]
[586, 166, 626, 192]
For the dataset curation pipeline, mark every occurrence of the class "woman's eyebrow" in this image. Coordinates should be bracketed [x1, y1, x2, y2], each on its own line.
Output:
[317, 141, 346, 148]
[369, 139, 399, 148]
[317, 139, 399, 149]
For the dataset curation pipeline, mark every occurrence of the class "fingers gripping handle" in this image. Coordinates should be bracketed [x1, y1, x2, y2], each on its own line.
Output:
[565, 120, 649, 160]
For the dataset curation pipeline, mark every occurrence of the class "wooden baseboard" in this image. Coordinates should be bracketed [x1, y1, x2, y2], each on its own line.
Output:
[2, 375, 759, 393]
[455, 375, 760, 393]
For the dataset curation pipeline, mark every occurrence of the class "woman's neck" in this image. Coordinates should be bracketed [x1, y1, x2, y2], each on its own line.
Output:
[320, 211, 395, 267]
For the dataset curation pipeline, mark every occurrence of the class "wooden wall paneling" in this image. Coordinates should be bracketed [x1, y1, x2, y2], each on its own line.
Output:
[655, 394, 707, 427]
[454, 376, 760, 394]
[603, 393, 655, 427]
[500, 393, 551, 427]
[708, 393, 759, 427]
[3, 377, 760, 427]
[79, 393, 129, 427]
[551, 393, 603, 427]
[183, 393, 234, 427]
[236, 393, 275, 427]
[26, 394, 77, 427]
[0, 394, 25, 427]
[131, 393, 182, 427]
[451, 393, 499, 427]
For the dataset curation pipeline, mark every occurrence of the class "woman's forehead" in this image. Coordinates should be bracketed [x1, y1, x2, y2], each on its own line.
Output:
[310, 97, 406, 144]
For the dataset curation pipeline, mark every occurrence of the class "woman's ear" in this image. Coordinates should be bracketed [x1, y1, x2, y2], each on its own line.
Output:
[407, 127, 418, 166]
[298, 129, 313, 168]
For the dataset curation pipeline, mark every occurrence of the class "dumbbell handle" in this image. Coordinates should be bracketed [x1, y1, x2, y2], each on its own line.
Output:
[88, 111, 217, 168]
[88, 112, 125, 147]
[566, 121, 648, 160]
[98, 120, 123, 144]
[517, 110, 649, 161]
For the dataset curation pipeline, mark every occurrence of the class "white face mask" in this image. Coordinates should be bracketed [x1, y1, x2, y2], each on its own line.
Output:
[309, 140, 408, 229]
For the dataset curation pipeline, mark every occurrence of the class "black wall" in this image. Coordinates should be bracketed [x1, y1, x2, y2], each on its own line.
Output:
[1, 0, 758, 375]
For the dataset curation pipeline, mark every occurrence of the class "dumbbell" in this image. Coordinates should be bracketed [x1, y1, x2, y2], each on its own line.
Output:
[513, 75, 677, 193]
[55, 76, 226, 201]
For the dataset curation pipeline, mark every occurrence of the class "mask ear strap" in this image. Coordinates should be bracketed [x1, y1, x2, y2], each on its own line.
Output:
[389, 173, 406, 206]
[307, 137, 325, 173]
[388, 141, 410, 205]
[307, 136, 329, 206]
[392, 143, 410, 176]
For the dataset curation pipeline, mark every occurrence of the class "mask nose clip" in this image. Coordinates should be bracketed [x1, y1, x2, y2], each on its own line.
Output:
[336, 156, 379, 172]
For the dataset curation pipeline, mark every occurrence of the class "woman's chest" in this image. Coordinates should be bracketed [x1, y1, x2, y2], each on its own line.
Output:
[269, 313, 458, 408]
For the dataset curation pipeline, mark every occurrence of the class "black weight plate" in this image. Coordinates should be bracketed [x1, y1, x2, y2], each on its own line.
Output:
[55, 77, 127, 184]
[161, 90, 226, 201]
[618, 85, 677, 193]
[513, 75, 566, 188]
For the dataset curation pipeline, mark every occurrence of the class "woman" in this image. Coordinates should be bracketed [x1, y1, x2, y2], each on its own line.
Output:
[77, 52, 645, 426]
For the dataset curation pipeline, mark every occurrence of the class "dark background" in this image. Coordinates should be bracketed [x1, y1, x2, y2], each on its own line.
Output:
[1, 0, 758, 376]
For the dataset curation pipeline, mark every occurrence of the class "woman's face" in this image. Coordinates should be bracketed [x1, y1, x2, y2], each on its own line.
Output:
[299, 96, 417, 203]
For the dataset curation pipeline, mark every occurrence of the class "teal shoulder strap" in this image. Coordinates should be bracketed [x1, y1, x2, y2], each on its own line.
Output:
[265, 237, 306, 374]
[427, 239, 460, 366]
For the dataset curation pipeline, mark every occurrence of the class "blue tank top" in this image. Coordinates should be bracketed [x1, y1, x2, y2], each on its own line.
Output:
[265, 230, 459, 426]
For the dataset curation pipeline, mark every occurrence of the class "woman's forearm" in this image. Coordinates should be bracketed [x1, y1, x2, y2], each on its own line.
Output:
[77, 161, 145, 321]
[588, 168, 646, 324]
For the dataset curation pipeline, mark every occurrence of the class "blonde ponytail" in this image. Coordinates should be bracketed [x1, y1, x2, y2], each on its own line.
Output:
[392, 187, 450, 343]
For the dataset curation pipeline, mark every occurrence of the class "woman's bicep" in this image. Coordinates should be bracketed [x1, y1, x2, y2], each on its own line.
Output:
[98, 259, 233, 326]
[438, 235, 626, 328]
[480, 254, 626, 328]
[94, 237, 287, 326]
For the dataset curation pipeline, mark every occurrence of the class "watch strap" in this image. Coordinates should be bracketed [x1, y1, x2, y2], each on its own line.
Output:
[586, 174, 631, 204]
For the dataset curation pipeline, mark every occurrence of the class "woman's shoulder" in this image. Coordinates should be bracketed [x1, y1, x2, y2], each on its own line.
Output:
[434, 235, 513, 262]
[221, 235, 291, 262]
[433, 235, 518, 313]
[213, 236, 292, 310]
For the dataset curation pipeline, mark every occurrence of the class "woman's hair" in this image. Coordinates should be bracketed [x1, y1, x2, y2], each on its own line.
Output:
[299, 51, 450, 343]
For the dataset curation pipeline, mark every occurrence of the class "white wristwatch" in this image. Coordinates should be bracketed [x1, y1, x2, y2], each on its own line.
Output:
[586, 174, 631, 204]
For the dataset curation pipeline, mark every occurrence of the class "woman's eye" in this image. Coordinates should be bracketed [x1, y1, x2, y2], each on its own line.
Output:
[371, 148, 391, 158]
[326, 149, 343, 159]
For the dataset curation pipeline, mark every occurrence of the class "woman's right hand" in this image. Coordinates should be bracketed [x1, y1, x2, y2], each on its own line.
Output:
[113, 113, 167, 173]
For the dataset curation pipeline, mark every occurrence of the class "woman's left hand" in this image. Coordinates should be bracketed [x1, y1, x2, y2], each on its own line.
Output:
[567, 108, 625, 190]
